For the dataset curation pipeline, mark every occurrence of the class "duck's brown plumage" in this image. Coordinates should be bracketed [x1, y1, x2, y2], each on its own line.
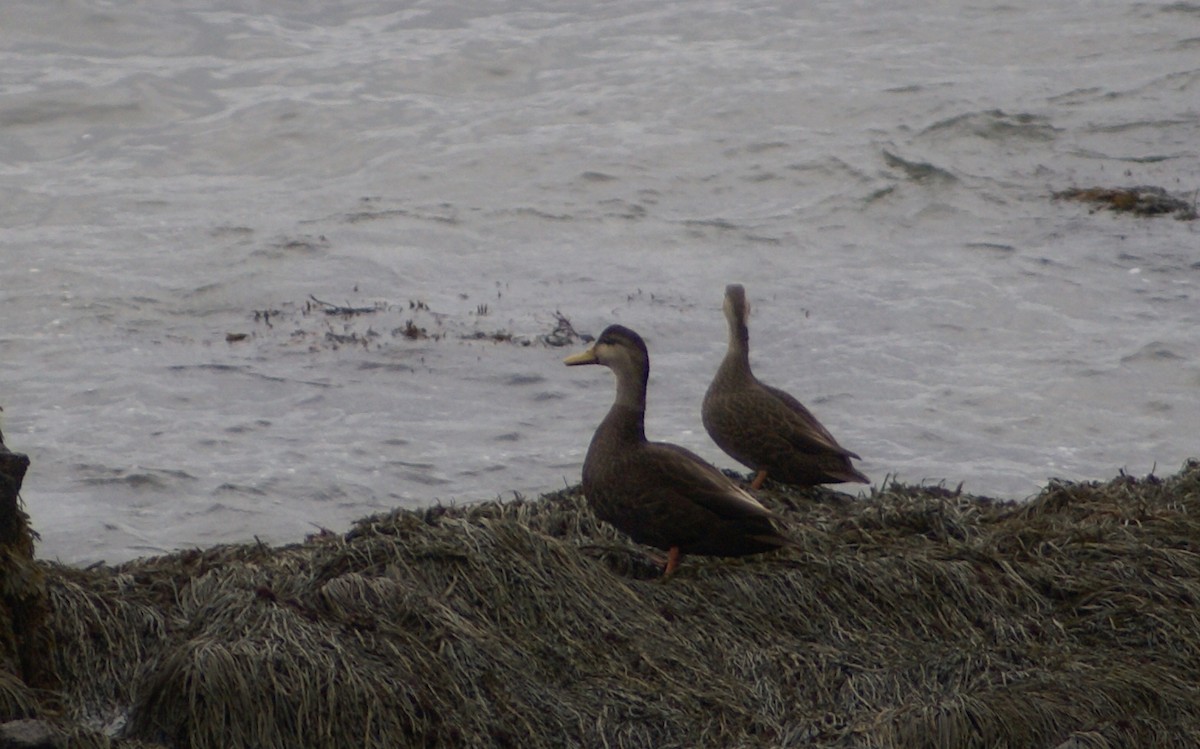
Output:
[702, 284, 868, 489]
[565, 325, 791, 575]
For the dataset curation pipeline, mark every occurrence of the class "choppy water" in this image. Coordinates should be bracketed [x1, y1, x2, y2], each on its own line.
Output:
[2, 0, 1198, 565]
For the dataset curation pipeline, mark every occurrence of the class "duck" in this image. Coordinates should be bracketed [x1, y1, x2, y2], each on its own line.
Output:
[564, 324, 792, 577]
[702, 284, 868, 490]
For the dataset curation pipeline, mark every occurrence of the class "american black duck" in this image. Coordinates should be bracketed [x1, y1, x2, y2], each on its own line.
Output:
[564, 324, 792, 576]
[702, 284, 868, 490]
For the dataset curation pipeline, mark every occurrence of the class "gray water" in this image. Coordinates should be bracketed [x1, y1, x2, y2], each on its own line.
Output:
[2, 0, 1197, 565]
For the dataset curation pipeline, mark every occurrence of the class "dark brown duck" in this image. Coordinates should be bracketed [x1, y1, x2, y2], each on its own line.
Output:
[564, 324, 792, 576]
[702, 284, 868, 490]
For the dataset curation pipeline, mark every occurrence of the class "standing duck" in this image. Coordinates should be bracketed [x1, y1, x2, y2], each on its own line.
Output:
[702, 284, 868, 490]
[564, 324, 792, 577]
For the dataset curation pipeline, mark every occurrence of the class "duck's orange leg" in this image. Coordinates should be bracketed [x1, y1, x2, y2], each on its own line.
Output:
[662, 546, 681, 578]
[750, 470, 768, 491]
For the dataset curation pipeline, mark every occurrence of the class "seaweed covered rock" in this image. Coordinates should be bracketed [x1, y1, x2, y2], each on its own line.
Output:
[33, 461, 1200, 748]
[0, 433, 58, 719]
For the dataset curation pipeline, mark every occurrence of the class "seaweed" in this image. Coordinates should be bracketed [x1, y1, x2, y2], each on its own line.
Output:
[11, 461, 1200, 747]
[1054, 186, 1198, 220]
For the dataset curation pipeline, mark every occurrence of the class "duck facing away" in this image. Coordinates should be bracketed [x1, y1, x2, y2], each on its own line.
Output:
[702, 284, 868, 490]
[564, 324, 792, 577]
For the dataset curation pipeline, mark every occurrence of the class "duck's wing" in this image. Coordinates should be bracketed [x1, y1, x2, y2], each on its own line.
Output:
[761, 384, 861, 460]
[642, 441, 776, 521]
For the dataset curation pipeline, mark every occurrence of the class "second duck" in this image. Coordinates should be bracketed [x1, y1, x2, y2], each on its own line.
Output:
[702, 284, 868, 490]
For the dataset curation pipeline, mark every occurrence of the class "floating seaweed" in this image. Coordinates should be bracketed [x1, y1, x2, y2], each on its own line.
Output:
[245, 294, 598, 354]
[307, 294, 383, 317]
[1054, 185, 1197, 220]
[539, 311, 592, 348]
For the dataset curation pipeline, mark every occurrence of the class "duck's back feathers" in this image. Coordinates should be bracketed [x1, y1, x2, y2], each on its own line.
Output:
[760, 384, 862, 460]
[649, 441, 770, 517]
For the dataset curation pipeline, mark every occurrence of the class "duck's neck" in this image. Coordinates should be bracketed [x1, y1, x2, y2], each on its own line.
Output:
[597, 365, 648, 444]
[718, 317, 753, 381]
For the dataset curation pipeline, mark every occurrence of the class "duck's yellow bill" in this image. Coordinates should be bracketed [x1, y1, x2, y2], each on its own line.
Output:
[563, 347, 598, 366]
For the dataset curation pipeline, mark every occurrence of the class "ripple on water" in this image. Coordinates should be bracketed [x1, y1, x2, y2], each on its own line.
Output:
[1120, 342, 1186, 364]
[504, 373, 545, 386]
[78, 468, 197, 491]
[918, 110, 1059, 142]
[214, 483, 268, 497]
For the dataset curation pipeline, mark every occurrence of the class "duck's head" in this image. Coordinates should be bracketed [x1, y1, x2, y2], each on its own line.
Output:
[565, 325, 650, 412]
[723, 284, 749, 322]
[723, 284, 750, 338]
[563, 325, 649, 376]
